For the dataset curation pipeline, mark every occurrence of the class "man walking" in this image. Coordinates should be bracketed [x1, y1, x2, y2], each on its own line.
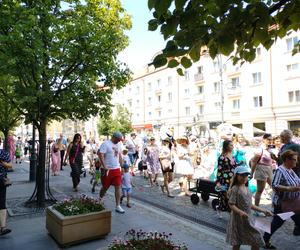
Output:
[98, 131, 125, 213]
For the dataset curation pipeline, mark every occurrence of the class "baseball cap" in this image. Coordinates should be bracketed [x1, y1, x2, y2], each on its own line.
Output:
[112, 131, 123, 140]
[234, 165, 251, 175]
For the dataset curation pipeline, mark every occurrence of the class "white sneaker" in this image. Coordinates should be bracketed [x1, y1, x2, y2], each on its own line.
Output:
[115, 205, 125, 214]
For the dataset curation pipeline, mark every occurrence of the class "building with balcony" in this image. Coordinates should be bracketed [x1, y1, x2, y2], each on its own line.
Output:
[113, 31, 300, 139]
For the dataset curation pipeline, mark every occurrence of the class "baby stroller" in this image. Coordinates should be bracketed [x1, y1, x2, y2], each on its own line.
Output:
[189, 178, 230, 212]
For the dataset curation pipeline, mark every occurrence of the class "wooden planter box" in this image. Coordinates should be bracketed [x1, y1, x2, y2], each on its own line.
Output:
[46, 206, 111, 247]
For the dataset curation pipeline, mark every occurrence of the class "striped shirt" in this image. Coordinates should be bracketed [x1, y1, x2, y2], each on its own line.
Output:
[272, 164, 300, 206]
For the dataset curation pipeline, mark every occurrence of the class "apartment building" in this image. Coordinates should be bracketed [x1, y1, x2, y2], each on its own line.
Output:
[112, 31, 300, 139]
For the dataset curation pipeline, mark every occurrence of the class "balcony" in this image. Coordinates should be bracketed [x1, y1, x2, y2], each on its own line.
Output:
[195, 93, 205, 103]
[155, 88, 162, 94]
[227, 85, 241, 96]
[231, 111, 241, 116]
[194, 73, 204, 82]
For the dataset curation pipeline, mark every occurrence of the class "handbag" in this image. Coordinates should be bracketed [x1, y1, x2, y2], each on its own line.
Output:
[1, 176, 12, 187]
[281, 197, 300, 214]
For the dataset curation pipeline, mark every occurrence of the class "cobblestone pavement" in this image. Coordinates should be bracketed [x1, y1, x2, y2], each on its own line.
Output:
[6, 159, 300, 249]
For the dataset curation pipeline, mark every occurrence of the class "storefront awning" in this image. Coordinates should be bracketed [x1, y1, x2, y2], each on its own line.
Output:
[132, 124, 153, 129]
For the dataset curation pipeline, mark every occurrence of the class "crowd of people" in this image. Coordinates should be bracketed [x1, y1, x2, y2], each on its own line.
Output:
[0, 128, 299, 250]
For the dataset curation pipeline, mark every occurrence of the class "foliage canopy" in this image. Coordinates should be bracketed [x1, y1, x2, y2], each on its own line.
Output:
[97, 104, 133, 137]
[148, 0, 300, 73]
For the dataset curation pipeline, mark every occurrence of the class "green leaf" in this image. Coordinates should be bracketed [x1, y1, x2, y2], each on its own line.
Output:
[177, 68, 184, 76]
[155, 0, 172, 16]
[189, 46, 200, 62]
[181, 56, 192, 68]
[167, 59, 179, 68]
[175, 0, 187, 10]
[148, 0, 157, 10]
[148, 19, 159, 31]
[153, 54, 168, 68]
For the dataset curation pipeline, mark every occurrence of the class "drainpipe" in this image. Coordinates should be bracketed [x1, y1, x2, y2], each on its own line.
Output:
[269, 47, 277, 133]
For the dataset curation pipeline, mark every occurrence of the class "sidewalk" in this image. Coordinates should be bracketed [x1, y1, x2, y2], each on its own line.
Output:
[2, 160, 228, 250]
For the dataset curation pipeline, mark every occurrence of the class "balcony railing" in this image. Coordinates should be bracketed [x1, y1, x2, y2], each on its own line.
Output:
[227, 85, 241, 96]
[194, 73, 204, 82]
[195, 93, 205, 102]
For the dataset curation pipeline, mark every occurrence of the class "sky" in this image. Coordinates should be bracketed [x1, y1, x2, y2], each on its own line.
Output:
[118, 0, 166, 72]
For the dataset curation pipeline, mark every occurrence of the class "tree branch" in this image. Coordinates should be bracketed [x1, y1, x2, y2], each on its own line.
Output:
[269, 0, 290, 14]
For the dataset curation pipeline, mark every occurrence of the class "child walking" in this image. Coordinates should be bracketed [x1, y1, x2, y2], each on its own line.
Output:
[91, 156, 101, 193]
[226, 165, 272, 250]
[120, 164, 134, 208]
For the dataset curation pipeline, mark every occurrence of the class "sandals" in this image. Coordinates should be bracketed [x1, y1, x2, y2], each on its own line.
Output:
[167, 194, 175, 198]
[0, 227, 11, 236]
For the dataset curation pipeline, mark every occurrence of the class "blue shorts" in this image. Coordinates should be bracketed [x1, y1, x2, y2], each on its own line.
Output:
[122, 187, 132, 195]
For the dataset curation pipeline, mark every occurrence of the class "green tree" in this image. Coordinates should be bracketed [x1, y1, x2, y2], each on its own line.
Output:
[0, 0, 131, 205]
[148, 0, 300, 72]
[97, 105, 133, 137]
[0, 76, 23, 150]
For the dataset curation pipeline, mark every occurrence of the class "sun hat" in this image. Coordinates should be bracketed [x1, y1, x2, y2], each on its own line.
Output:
[112, 131, 123, 140]
[234, 165, 251, 175]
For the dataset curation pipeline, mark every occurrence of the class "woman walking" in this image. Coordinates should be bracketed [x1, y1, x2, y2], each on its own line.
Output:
[51, 139, 61, 176]
[159, 138, 175, 197]
[263, 150, 300, 249]
[216, 140, 237, 212]
[176, 136, 194, 196]
[251, 133, 274, 207]
[145, 137, 160, 186]
[0, 149, 12, 235]
[64, 133, 85, 192]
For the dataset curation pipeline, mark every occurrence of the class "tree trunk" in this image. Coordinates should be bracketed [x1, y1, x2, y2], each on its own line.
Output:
[36, 120, 47, 206]
[3, 129, 9, 152]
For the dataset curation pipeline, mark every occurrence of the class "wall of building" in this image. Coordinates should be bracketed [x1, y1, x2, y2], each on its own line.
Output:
[112, 31, 300, 139]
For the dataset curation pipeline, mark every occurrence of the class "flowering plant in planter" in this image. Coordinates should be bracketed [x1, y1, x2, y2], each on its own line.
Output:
[108, 229, 188, 250]
[52, 195, 105, 216]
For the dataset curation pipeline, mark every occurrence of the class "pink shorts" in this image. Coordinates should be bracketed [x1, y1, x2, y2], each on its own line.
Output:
[101, 168, 122, 189]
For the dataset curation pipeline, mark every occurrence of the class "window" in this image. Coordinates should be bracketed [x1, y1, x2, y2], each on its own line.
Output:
[214, 102, 221, 110]
[148, 97, 152, 105]
[288, 90, 300, 103]
[256, 47, 261, 57]
[232, 99, 240, 110]
[128, 87, 132, 93]
[197, 66, 203, 74]
[198, 85, 204, 94]
[128, 100, 132, 107]
[148, 112, 152, 117]
[253, 96, 263, 107]
[184, 88, 190, 95]
[167, 92, 172, 102]
[214, 82, 220, 93]
[157, 79, 161, 87]
[157, 95, 161, 102]
[213, 61, 220, 72]
[158, 111, 162, 117]
[168, 109, 172, 114]
[136, 100, 140, 105]
[286, 63, 299, 72]
[185, 107, 190, 115]
[136, 86, 140, 94]
[184, 70, 190, 81]
[252, 72, 261, 84]
[167, 76, 172, 86]
[231, 77, 240, 88]
[286, 37, 299, 52]
[198, 105, 204, 114]
[147, 82, 152, 91]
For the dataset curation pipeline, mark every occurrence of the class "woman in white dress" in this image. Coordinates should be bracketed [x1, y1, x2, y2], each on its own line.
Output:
[176, 136, 194, 196]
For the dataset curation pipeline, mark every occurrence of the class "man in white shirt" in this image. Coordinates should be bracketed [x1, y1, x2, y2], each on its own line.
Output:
[98, 131, 125, 213]
[126, 133, 138, 166]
